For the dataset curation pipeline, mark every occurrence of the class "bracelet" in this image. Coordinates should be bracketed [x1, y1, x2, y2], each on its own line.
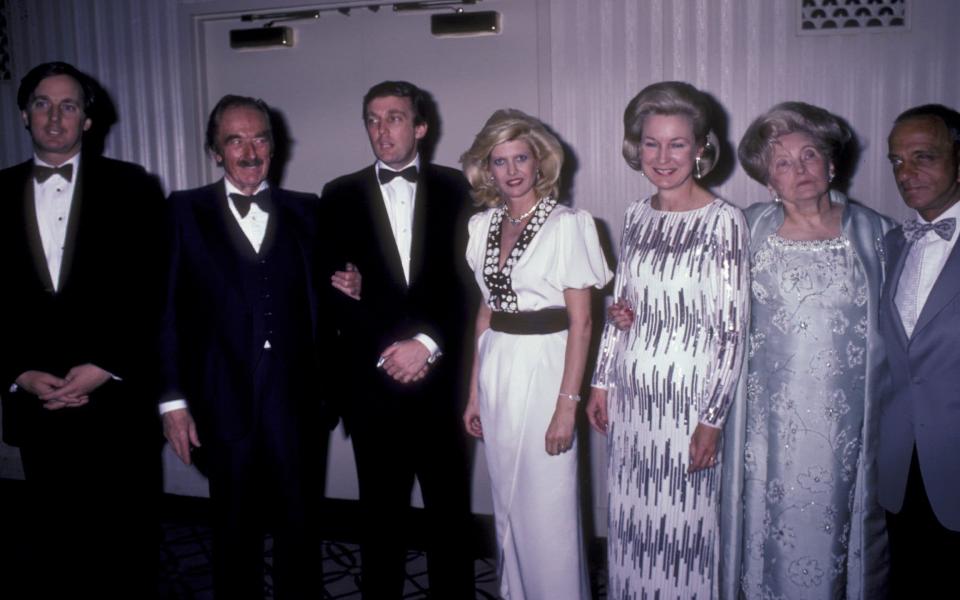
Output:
[558, 392, 581, 402]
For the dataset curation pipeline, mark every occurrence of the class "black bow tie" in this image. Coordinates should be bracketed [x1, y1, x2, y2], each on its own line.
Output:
[229, 190, 272, 218]
[34, 163, 74, 183]
[378, 166, 418, 185]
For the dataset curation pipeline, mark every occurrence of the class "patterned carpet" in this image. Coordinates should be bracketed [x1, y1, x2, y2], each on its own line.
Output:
[0, 479, 605, 598]
[158, 518, 503, 599]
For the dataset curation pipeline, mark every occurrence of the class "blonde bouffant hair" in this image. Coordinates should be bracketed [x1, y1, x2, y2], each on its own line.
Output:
[460, 109, 564, 208]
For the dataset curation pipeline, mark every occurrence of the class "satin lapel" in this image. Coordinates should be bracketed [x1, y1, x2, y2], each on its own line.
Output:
[363, 168, 408, 290]
[408, 169, 429, 286]
[57, 158, 87, 292]
[883, 230, 911, 347]
[18, 168, 56, 293]
[913, 237, 960, 336]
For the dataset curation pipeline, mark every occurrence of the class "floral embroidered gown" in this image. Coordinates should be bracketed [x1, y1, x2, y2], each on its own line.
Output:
[466, 198, 611, 600]
[592, 197, 749, 600]
[739, 233, 870, 599]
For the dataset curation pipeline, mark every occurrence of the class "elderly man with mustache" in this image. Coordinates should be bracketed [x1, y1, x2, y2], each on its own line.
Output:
[159, 94, 358, 599]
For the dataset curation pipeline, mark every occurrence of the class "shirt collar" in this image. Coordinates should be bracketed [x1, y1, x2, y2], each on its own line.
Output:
[33, 152, 81, 171]
[375, 154, 420, 178]
[223, 177, 269, 198]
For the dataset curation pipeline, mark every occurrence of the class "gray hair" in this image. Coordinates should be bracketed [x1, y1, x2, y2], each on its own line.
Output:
[738, 101, 851, 184]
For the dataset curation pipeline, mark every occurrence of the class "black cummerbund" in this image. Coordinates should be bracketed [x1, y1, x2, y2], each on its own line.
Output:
[489, 308, 569, 335]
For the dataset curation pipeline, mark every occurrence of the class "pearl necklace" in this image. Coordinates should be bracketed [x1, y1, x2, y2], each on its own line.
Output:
[503, 199, 540, 225]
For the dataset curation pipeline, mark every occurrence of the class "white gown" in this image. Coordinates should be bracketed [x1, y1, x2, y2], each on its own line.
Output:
[466, 199, 612, 600]
[592, 197, 749, 600]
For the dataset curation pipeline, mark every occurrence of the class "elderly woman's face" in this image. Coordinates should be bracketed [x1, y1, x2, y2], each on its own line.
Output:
[639, 114, 700, 191]
[766, 131, 832, 204]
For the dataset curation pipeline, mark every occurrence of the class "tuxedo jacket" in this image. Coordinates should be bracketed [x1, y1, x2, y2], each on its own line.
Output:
[0, 154, 166, 447]
[158, 182, 335, 443]
[320, 164, 474, 426]
[878, 226, 960, 531]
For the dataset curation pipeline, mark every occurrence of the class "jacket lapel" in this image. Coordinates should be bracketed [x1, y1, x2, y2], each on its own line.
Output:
[408, 167, 429, 286]
[913, 237, 960, 337]
[883, 230, 911, 347]
[57, 156, 88, 292]
[194, 182, 249, 290]
[18, 165, 57, 293]
[363, 167, 408, 290]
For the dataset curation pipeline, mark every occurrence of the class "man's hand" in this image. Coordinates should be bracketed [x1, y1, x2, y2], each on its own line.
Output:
[40, 364, 111, 407]
[331, 262, 362, 300]
[379, 339, 431, 384]
[162, 408, 201, 466]
[688, 423, 722, 473]
[586, 387, 609, 434]
[14, 370, 87, 410]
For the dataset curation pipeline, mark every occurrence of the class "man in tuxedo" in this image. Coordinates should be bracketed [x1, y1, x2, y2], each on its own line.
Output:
[160, 94, 355, 598]
[321, 81, 475, 598]
[0, 61, 164, 596]
[879, 104, 960, 595]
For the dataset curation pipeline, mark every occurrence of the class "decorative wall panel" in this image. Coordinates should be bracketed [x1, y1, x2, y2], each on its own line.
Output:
[799, 0, 909, 34]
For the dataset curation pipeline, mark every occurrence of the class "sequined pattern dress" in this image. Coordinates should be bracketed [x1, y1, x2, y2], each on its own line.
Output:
[592, 197, 749, 600]
[467, 199, 612, 600]
[739, 234, 869, 599]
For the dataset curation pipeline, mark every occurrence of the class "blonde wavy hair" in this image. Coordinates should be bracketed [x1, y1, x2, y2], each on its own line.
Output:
[460, 109, 564, 208]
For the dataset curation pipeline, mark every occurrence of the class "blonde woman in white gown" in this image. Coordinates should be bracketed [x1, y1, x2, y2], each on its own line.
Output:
[461, 109, 612, 600]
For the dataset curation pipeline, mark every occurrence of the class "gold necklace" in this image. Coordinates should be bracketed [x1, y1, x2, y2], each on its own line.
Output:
[504, 199, 540, 225]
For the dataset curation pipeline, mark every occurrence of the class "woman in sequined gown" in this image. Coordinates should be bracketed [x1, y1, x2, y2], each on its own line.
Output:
[461, 110, 612, 600]
[586, 82, 749, 600]
[718, 102, 892, 600]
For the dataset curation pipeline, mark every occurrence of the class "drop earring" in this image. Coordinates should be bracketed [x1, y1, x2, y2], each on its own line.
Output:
[694, 156, 703, 180]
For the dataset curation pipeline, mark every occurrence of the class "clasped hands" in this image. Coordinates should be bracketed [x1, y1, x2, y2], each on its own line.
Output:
[15, 363, 112, 410]
[379, 339, 432, 384]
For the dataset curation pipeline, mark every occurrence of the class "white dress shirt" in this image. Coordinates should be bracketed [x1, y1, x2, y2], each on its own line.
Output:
[375, 156, 439, 358]
[159, 178, 272, 416]
[33, 153, 81, 291]
[895, 200, 960, 337]
[224, 178, 270, 253]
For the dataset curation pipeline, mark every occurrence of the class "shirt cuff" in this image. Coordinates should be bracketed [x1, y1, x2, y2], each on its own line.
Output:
[159, 399, 188, 415]
[413, 333, 442, 364]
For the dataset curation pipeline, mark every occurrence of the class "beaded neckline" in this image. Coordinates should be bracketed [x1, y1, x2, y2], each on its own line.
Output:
[482, 197, 558, 313]
[768, 233, 849, 251]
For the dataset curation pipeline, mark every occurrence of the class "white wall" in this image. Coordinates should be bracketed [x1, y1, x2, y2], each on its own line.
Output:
[3, 0, 960, 534]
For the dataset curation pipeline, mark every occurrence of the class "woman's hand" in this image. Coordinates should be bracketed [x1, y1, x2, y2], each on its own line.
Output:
[331, 262, 362, 300]
[463, 395, 483, 439]
[586, 387, 609, 434]
[688, 423, 722, 473]
[607, 300, 635, 331]
[545, 395, 578, 455]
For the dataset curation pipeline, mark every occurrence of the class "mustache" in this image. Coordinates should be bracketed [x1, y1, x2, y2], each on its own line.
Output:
[236, 158, 265, 168]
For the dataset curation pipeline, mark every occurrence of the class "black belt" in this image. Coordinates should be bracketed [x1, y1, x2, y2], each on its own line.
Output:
[489, 308, 568, 335]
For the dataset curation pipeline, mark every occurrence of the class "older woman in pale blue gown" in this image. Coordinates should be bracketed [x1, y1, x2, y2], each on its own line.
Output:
[720, 102, 891, 600]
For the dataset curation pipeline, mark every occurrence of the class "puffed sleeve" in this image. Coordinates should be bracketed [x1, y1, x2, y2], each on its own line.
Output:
[465, 209, 492, 274]
[590, 201, 638, 390]
[546, 208, 613, 291]
[698, 203, 750, 428]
